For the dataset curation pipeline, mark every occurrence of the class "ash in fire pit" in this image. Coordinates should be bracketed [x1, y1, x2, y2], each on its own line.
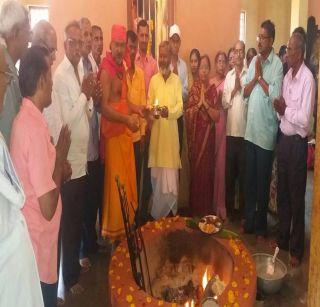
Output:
[144, 229, 232, 305]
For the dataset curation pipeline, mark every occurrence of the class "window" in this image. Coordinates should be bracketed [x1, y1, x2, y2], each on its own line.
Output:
[29, 5, 49, 29]
[15, 6, 49, 70]
[239, 10, 246, 43]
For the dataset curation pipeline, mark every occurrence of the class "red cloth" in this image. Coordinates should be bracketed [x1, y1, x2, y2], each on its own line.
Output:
[99, 52, 125, 78]
[99, 52, 129, 160]
[185, 81, 217, 217]
[111, 24, 126, 41]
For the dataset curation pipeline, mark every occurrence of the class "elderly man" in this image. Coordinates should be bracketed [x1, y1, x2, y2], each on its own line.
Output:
[31, 20, 57, 66]
[0, 0, 30, 144]
[31, 20, 60, 147]
[243, 20, 283, 241]
[51, 20, 95, 294]
[32, 21, 61, 147]
[273, 33, 315, 267]
[148, 41, 183, 219]
[99, 24, 143, 240]
[169, 24, 188, 101]
[79, 18, 96, 73]
[90, 25, 103, 67]
[78, 17, 102, 269]
[223, 40, 247, 222]
[169, 24, 188, 164]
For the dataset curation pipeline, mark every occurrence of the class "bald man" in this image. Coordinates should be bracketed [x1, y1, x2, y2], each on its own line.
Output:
[32, 20, 57, 65]
[222, 40, 247, 222]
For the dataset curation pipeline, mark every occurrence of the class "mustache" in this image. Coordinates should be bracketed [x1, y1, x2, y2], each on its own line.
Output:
[159, 66, 170, 75]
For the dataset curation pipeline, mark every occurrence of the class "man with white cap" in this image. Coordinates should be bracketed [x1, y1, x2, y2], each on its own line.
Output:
[169, 24, 188, 101]
[169, 24, 188, 157]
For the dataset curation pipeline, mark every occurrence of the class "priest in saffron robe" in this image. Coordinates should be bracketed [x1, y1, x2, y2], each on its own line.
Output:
[99, 25, 144, 240]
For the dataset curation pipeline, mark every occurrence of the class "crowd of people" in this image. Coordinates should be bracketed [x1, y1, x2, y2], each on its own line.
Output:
[0, 0, 318, 306]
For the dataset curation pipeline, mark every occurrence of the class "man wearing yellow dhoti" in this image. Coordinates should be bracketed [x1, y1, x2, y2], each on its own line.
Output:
[148, 41, 183, 219]
[99, 25, 144, 239]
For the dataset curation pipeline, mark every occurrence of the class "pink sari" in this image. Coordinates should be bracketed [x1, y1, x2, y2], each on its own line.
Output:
[213, 80, 227, 219]
[186, 81, 217, 217]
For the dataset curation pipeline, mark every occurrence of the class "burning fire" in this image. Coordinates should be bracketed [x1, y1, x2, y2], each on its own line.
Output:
[185, 267, 210, 306]
[202, 267, 209, 290]
[184, 300, 195, 307]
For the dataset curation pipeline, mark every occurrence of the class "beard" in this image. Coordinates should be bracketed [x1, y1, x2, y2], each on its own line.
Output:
[159, 65, 171, 76]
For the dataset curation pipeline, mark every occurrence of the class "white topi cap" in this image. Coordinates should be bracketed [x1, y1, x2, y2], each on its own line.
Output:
[169, 24, 181, 38]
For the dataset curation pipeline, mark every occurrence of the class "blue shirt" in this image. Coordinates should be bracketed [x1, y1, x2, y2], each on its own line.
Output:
[245, 49, 283, 151]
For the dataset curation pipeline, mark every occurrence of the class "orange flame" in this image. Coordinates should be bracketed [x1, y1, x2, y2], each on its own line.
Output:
[202, 267, 209, 290]
[184, 300, 195, 307]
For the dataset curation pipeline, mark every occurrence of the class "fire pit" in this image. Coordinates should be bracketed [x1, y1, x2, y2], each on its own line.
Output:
[109, 217, 256, 306]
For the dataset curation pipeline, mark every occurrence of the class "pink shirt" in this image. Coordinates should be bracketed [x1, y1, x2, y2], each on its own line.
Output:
[10, 98, 62, 284]
[280, 62, 315, 138]
[135, 50, 158, 95]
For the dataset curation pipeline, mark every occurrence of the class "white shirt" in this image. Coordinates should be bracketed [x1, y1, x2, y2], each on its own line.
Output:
[170, 57, 188, 101]
[47, 56, 92, 179]
[222, 67, 248, 137]
[0, 134, 44, 307]
[280, 62, 315, 138]
[88, 52, 99, 73]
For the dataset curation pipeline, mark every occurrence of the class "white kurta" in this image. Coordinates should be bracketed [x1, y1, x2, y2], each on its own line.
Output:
[0, 135, 43, 307]
[150, 167, 179, 220]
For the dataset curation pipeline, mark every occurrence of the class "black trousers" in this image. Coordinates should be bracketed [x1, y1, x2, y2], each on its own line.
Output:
[80, 159, 102, 258]
[277, 133, 307, 260]
[139, 136, 152, 224]
[134, 140, 142, 196]
[244, 141, 273, 236]
[225, 136, 246, 220]
[61, 175, 87, 289]
[41, 282, 58, 307]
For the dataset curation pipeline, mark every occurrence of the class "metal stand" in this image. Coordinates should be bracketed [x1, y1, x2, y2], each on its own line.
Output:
[115, 176, 153, 296]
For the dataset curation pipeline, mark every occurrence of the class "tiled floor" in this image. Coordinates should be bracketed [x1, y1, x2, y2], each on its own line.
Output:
[63, 171, 314, 307]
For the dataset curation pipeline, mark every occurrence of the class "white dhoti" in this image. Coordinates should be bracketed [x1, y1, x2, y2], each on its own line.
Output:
[151, 167, 179, 220]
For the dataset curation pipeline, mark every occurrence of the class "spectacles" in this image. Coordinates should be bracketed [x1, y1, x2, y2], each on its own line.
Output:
[256, 35, 271, 42]
[234, 49, 244, 55]
[66, 38, 83, 48]
[286, 46, 299, 53]
[38, 38, 57, 56]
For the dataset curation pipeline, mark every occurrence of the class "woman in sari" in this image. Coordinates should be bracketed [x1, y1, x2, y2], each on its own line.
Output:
[188, 48, 201, 91]
[178, 49, 201, 211]
[186, 55, 220, 217]
[210, 51, 228, 220]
